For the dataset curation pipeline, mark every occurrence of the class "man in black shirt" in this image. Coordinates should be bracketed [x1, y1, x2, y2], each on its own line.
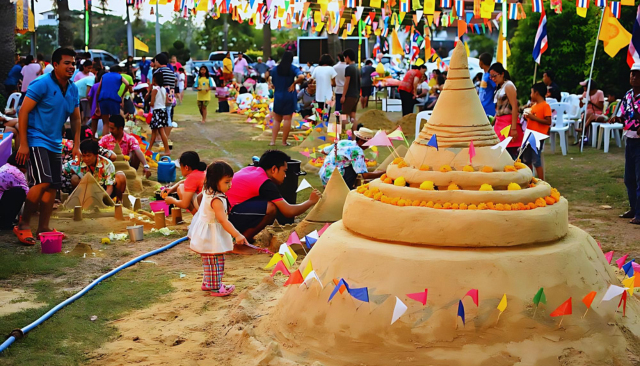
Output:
[543, 70, 562, 102]
[340, 48, 361, 132]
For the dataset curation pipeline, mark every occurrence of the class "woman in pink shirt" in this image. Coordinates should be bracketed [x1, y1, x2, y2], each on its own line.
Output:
[20, 55, 43, 94]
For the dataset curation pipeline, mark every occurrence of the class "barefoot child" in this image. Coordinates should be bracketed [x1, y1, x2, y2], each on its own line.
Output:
[188, 161, 248, 296]
[150, 72, 171, 156]
[196, 66, 216, 124]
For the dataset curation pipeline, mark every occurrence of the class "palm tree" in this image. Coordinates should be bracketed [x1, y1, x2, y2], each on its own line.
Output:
[57, 0, 73, 48]
[0, 0, 17, 96]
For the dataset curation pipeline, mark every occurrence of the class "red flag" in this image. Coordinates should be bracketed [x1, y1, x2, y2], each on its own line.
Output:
[284, 269, 304, 286]
[271, 261, 291, 277]
[469, 140, 476, 164]
[582, 291, 597, 309]
[618, 290, 628, 316]
[464, 289, 479, 307]
[550, 298, 572, 317]
[406, 289, 428, 305]
[333, 278, 347, 294]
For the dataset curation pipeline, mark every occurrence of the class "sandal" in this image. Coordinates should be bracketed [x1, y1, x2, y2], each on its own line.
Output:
[201, 284, 213, 291]
[282, 142, 291, 146]
[630, 218, 640, 225]
[211, 284, 235, 297]
[13, 226, 36, 246]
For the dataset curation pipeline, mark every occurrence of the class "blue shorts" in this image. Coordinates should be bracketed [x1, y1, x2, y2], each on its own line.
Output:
[228, 198, 269, 234]
[99, 99, 121, 116]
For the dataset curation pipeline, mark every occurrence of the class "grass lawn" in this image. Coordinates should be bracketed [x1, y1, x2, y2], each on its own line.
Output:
[0, 89, 636, 365]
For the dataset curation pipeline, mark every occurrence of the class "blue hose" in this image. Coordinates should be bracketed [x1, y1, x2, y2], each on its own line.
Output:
[0, 236, 188, 353]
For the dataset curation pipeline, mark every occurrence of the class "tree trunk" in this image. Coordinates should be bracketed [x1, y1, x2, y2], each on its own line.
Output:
[0, 0, 17, 96]
[57, 0, 73, 48]
[87, 2, 93, 49]
[262, 26, 271, 59]
[327, 33, 339, 61]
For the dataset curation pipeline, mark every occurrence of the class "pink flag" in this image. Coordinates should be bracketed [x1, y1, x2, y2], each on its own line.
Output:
[617, 254, 629, 269]
[364, 130, 394, 147]
[300, 150, 310, 158]
[632, 262, 640, 273]
[464, 289, 479, 307]
[271, 261, 291, 277]
[318, 223, 331, 236]
[469, 140, 476, 164]
[604, 251, 614, 264]
[286, 231, 301, 245]
[406, 289, 428, 305]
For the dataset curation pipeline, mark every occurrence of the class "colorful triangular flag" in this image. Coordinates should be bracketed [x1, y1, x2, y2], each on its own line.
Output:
[457, 300, 465, 326]
[391, 296, 408, 324]
[497, 294, 508, 313]
[533, 287, 547, 306]
[550, 298, 572, 317]
[406, 289, 428, 305]
[464, 289, 479, 307]
[271, 260, 291, 277]
[284, 269, 304, 286]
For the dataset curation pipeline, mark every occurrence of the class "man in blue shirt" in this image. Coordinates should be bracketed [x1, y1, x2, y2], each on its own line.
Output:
[478, 53, 496, 117]
[139, 56, 151, 83]
[5, 56, 23, 94]
[14, 48, 81, 245]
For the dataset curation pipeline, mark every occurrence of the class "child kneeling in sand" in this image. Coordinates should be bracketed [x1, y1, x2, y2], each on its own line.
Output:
[188, 161, 247, 296]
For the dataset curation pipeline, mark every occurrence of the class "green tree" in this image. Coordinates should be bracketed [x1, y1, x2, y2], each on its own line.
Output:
[468, 34, 496, 56]
[197, 14, 255, 54]
[168, 40, 191, 64]
[510, 1, 634, 102]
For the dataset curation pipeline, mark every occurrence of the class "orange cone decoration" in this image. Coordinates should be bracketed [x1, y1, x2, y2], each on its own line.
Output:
[581, 291, 597, 318]
[550, 298, 572, 317]
[284, 269, 304, 286]
[271, 261, 291, 277]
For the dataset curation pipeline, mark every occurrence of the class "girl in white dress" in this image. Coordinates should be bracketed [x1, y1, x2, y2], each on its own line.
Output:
[188, 161, 247, 296]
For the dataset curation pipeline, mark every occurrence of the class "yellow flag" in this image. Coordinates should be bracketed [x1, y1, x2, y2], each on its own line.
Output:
[159, 0, 167, 5]
[497, 294, 508, 312]
[134, 37, 149, 53]
[302, 260, 314, 279]
[599, 7, 632, 58]
[287, 246, 298, 262]
[496, 31, 511, 66]
[398, 12, 406, 24]
[576, 6, 588, 17]
[464, 41, 470, 56]
[425, 0, 435, 13]
[149, 0, 157, 5]
[622, 0, 634, 5]
[500, 125, 511, 138]
[415, 58, 424, 66]
[264, 253, 283, 269]
[370, 0, 382, 7]
[623, 276, 635, 296]
[316, 21, 325, 32]
[391, 30, 404, 56]
[481, 0, 495, 18]
[413, 0, 423, 10]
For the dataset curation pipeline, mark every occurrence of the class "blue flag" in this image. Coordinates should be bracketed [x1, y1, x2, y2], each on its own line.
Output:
[328, 278, 350, 302]
[527, 132, 538, 155]
[623, 259, 636, 277]
[427, 134, 439, 151]
[318, 136, 326, 141]
[350, 287, 369, 302]
[305, 235, 317, 248]
[457, 300, 465, 325]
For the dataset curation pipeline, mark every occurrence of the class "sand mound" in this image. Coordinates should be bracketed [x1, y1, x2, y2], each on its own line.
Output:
[358, 110, 395, 131]
[395, 113, 426, 138]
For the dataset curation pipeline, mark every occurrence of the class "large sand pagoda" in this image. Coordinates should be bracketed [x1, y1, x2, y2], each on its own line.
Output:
[255, 43, 640, 365]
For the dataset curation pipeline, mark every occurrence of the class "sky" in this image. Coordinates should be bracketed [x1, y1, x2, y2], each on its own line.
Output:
[36, 0, 207, 26]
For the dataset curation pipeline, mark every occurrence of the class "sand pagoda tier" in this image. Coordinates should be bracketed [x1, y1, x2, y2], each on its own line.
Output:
[256, 43, 640, 365]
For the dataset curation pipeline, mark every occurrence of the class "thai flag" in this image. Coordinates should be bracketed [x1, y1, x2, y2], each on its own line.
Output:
[495, 0, 502, 3]
[627, 4, 640, 66]
[373, 36, 381, 57]
[441, 0, 451, 8]
[577, 0, 588, 8]
[596, 0, 607, 7]
[410, 32, 421, 61]
[532, 0, 543, 12]
[611, 1, 622, 18]
[400, 0, 409, 12]
[346, 0, 355, 8]
[456, 0, 464, 17]
[532, 9, 548, 64]
[509, 3, 518, 19]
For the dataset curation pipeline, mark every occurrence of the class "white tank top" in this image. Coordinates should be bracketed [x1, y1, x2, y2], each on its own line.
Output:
[153, 86, 166, 109]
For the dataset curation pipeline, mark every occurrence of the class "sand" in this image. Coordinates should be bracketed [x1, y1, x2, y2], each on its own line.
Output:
[357, 110, 395, 132]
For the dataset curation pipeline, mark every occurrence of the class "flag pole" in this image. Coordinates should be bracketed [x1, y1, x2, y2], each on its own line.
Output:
[580, 7, 606, 153]
[533, 63, 538, 84]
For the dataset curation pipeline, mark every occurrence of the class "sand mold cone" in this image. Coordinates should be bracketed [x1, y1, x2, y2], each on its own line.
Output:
[62, 173, 115, 210]
[254, 42, 640, 365]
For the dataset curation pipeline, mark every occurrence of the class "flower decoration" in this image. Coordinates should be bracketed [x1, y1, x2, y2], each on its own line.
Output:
[440, 165, 453, 172]
[420, 181, 435, 190]
[479, 184, 493, 191]
[504, 165, 517, 172]
[514, 162, 528, 170]
[462, 165, 474, 172]
[481, 166, 493, 173]
[448, 183, 460, 190]
[394, 177, 407, 186]
[507, 183, 521, 191]
[419, 165, 430, 171]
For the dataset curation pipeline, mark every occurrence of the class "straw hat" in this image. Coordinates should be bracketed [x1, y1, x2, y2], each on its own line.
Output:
[354, 127, 374, 140]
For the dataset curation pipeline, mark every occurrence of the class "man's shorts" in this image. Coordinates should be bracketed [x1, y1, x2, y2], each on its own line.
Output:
[228, 197, 270, 234]
[99, 99, 121, 116]
[80, 100, 92, 119]
[197, 100, 210, 107]
[521, 140, 545, 168]
[341, 96, 359, 115]
[27, 146, 62, 189]
[361, 86, 373, 97]
[123, 98, 136, 115]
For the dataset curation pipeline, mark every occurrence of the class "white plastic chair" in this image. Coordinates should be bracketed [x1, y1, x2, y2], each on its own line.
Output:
[591, 100, 621, 147]
[5, 93, 21, 116]
[561, 92, 570, 103]
[597, 123, 623, 152]
[546, 98, 557, 104]
[415, 110, 431, 140]
[548, 102, 571, 155]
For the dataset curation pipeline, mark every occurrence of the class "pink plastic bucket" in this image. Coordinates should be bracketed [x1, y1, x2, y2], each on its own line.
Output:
[39, 232, 64, 254]
[149, 200, 170, 216]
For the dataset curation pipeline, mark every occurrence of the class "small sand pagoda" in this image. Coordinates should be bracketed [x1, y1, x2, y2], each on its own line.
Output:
[62, 173, 114, 210]
[112, 143, 143, 194]
[258, 43, 640, 365]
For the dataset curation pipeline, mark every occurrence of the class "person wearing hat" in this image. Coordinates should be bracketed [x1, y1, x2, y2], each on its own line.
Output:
[612, 63, 640, 225]
[319, 126, 384, 189]
[575, 79, 605, 145]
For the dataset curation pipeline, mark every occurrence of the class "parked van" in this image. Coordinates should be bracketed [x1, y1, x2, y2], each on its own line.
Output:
[74, 49, 120, 68]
